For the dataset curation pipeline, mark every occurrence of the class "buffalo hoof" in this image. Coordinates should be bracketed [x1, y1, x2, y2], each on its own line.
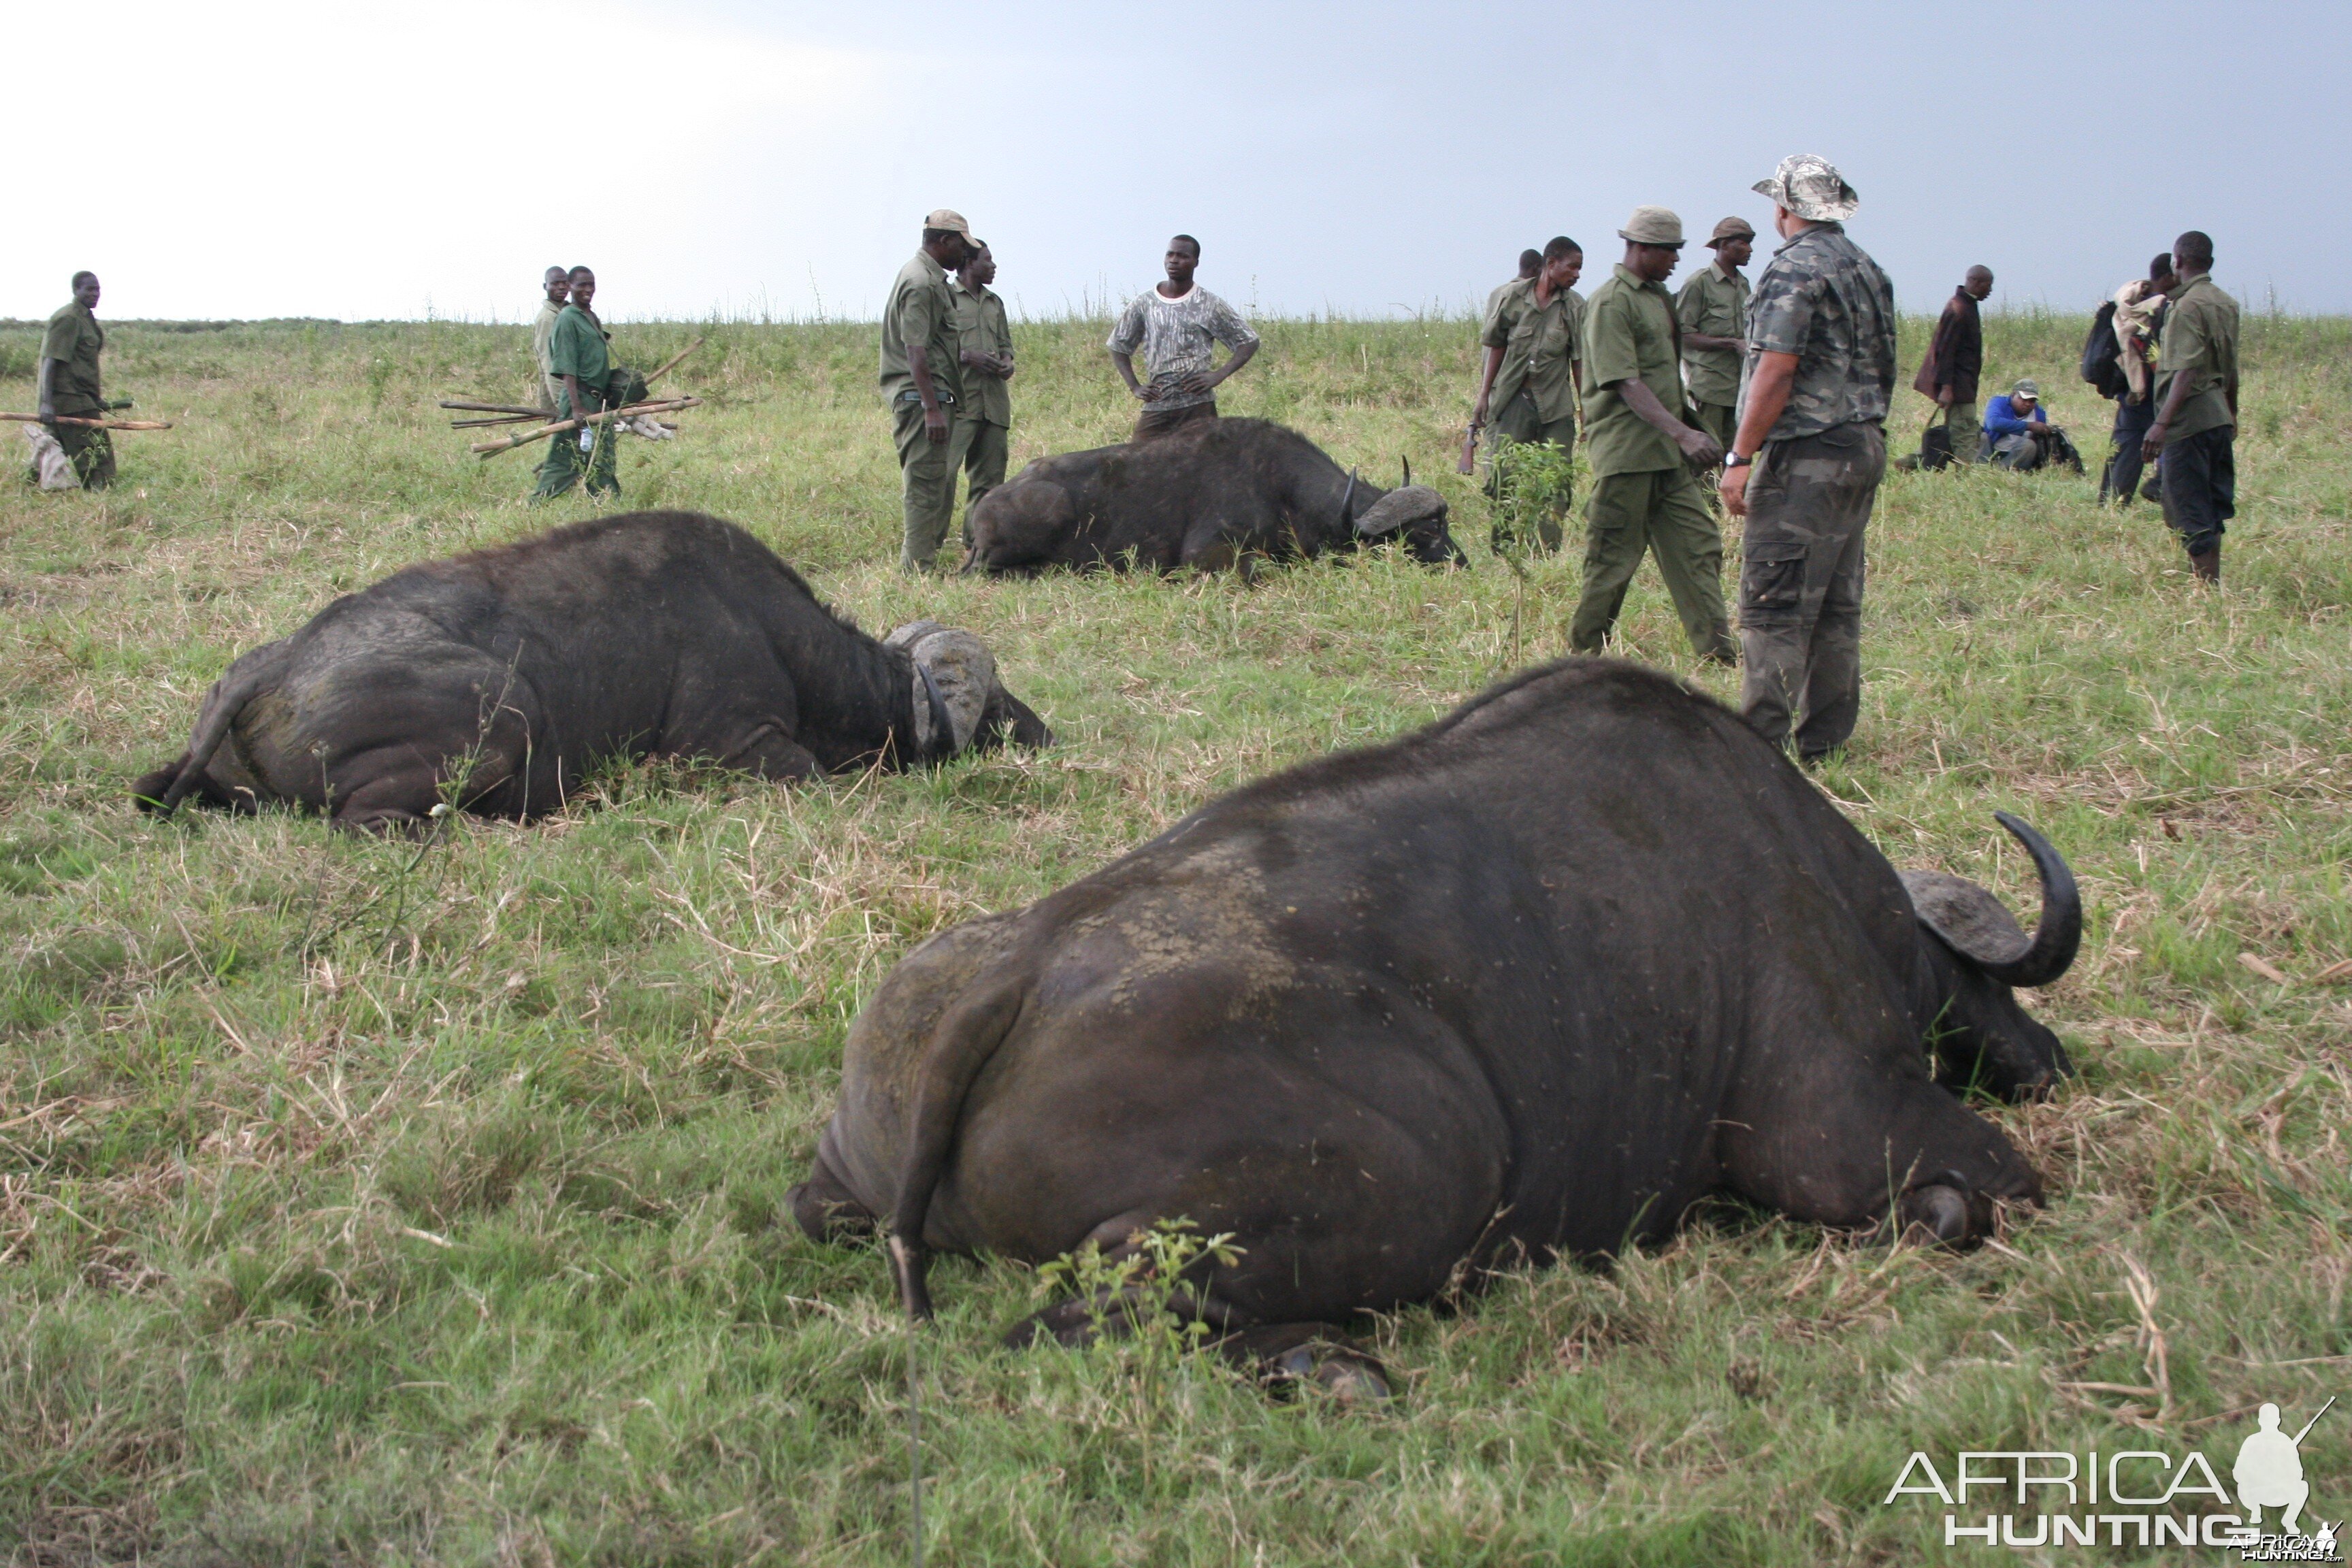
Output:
[787, 1171, 877, 1245]
[131, 767, 177, 814]
[1895, 1181, 1993, 1247]
[1215, 1324, 1394, 1406]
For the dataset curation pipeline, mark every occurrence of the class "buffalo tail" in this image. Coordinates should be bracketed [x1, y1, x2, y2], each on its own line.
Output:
[887, 971, 1030, 1320]
[144, 644, 290, 817]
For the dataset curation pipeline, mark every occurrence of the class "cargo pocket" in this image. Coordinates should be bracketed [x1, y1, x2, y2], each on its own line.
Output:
[1740, 538, 1811, 623]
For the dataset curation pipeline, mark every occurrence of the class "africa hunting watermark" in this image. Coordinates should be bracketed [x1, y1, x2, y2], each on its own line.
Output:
[1882, 1399, 2338, 1558]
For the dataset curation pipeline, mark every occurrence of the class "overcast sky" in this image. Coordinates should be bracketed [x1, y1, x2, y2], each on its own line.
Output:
[12, 1, 2346, 323]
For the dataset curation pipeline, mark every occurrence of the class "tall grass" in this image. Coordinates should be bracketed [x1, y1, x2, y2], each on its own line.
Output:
[1, 304, 2347, 1564]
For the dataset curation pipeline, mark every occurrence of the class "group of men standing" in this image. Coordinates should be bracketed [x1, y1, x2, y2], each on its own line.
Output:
[1461, 155, 1896, 762]
[877, 211, 1017, 573]
[527, 263, 664, 502]
[1912, 235, 2240, 582]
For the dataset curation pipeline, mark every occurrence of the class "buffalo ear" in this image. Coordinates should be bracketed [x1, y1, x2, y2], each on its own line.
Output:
[1902, 870, 2033, 967]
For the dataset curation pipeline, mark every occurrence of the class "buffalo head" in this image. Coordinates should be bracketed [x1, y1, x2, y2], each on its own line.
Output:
[1348, 482, 1463, 565]
[885, 620, 1052, 761]
[1902, 812, 2081, 1101]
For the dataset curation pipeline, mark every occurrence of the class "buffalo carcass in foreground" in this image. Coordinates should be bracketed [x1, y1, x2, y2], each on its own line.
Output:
[963, 416, 1464, 574]
[134, 512, 1049, 832]
[792, 660, 2078, 1396]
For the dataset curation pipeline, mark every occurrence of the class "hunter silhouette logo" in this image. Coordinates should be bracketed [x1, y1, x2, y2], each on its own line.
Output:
[2235, 1400, 2329, 1534]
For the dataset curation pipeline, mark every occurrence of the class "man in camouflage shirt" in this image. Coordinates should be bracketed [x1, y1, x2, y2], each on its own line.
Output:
[1718, 154, 1898, 762]
[2142, 230, 2239, 584]
[1108, 235, 1259, 440]
[1467, 235, 1585, 551]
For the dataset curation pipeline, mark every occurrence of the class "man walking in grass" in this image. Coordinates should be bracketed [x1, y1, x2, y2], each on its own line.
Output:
[37, 272, 114, 490]
[2142, 230, 2238, 585]
[1571, 208, 1735, 663]
[533, 266, 647, 502]
[949, 241, 1015, 552]
[1912, 265, 1991, 467]
[2100, 252, 2176, 506]
[1465, 235, 1585, 551]
[1718, 154, 1897, 763]
[1675, 218, 1754, 457]
[882, 210, 975, 570]
[531, 265, 570, 410]
[1109, 235, 1260, 441]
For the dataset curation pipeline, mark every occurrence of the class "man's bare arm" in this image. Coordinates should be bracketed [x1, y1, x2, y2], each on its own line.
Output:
[1682, 332, 1742, 352]
[1110, 348, 1153, 401]
[37, 358, 54, 423]
[907, 342, 948, 442]
[1718, 349, 1798, 519]
[1189, 338, 1257, 395]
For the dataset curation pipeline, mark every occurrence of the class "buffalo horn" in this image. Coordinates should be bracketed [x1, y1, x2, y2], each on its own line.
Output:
[1337, 467, 1358, 532]
[1905, 813, 2082, 988]
[1401, 455, 1411, 489]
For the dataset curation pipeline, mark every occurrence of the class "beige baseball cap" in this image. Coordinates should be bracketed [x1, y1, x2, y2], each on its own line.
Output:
[923, 210, 972, 237]
[1618, 206, 1685, 246]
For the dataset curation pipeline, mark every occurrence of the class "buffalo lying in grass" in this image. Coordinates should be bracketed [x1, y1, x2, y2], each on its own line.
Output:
[963, 416, 1464, 574]
[792, 660, 2078, 1396]
[134, 511, 1050, 833]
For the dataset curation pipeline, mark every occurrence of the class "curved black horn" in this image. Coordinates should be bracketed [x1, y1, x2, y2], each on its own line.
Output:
[1980, 811, 2082, 987]
[1336, 467, 1358, 532]
[1401, 455, 1411, 489]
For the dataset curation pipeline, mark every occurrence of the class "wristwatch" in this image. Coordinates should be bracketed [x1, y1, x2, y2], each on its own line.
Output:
[1725, 453, 1753, 468]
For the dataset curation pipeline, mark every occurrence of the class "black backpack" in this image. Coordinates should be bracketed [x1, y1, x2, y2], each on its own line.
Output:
[2080, 300, 2128, 400]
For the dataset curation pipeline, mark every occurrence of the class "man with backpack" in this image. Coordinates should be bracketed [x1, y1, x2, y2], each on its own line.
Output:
[2087, 254, 2176, 505]
[1911, 265, 1990, 468]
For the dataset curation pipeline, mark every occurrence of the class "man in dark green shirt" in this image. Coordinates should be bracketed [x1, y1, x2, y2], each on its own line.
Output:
[1572, 208, 1734, 663]
[2142, 230, 2239, 584]
[1467, 235, 1584, 551]
[532, 267, 647, 502]
[38, 272, 114, 489]
[947, 242, 1015, 553]
[882, 210, 975, 571]
[1673, 218, 1754, 454]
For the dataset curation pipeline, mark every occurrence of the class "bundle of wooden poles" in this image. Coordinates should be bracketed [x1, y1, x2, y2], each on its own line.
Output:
[0, 411, 172, 431]
[444, 337, 706, 458]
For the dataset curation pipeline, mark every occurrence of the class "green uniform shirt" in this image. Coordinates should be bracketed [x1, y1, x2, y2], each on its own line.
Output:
[41, 301, 105, 414]
[951, 279, 1014, 427]
[1483, 278, 1584, 425]
[1580, 264, 1689, 477]
[546, 304, 610, 391]
[532, 297, 563, 376]
[879, 250, 962, 407]
[2155, 273, 2238, 441]
[1673, 261, 1748, 408]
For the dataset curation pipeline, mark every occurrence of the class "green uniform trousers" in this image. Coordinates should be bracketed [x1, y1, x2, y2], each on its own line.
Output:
[894, 395, 959, 570]
[1689, 400, 1737, 452]
[1736, 421, 1886, 758]
[54, 421, 116, 490]
[532, 368, 646, 502]
[1569, 466, 1735, 662]
[949, 416, 1009, 550]
[1937, 399, 1980, 464]
[1486, 390, 1576, 553]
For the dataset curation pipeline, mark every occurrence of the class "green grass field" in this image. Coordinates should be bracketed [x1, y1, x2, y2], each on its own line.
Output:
[2, 304, 2348, 1565]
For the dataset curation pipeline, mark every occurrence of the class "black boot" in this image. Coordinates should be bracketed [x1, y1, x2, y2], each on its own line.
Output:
[2189, 546, 2220, 585]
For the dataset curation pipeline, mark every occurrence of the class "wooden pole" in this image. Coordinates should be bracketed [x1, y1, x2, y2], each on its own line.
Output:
[470, 397, 701, 457]
[438, 399, 556, 416]
[448, 413, 546, 429]
[0, 412, 174, 431]
[643, 336, 706, 387]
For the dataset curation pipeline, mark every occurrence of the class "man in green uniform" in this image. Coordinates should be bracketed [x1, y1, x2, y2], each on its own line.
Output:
[2142, 230, 2239, 585]
[1674, 218, 1754, 454]
[531, 265, 570, 410]
[1571, 208, 1735, 663]
[881, 210, 975, 571]
[1467, 235, 1584, 551]
[1718, 155, 1899, 762]
[38, 272, 114, 490]
[947, 241, 1015, 553]
[532, 267, 647, 502]
[1483, 249, 1541, 339]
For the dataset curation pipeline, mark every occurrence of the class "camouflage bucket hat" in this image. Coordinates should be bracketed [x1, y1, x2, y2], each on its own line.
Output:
[1752, 154, 1859, 223]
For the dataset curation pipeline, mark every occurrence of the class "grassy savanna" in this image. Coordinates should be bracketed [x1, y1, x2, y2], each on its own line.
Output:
[1, 301, 2349, 1566]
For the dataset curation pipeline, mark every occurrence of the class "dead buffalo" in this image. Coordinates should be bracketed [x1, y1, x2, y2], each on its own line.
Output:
[792, 659, 2078, 1395]
[963, 416, 1463, 574]
[133, 511, 1049, 833]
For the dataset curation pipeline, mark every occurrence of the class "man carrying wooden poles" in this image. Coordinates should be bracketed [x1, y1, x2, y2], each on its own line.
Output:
[37, 272, 118, 490]
[534, 265, 649, 502]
